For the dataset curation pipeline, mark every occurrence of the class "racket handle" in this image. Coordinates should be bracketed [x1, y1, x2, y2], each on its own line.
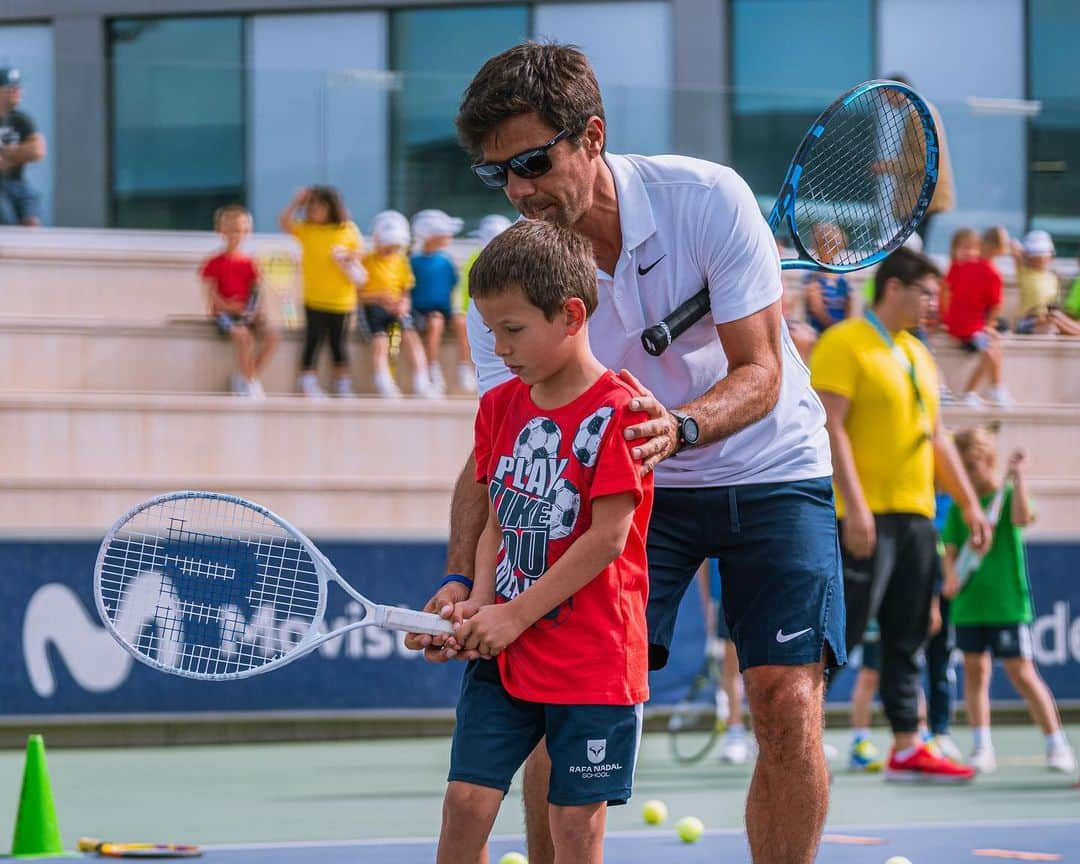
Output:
[641, 288, 711, 356]
[375, 605, 455, 635]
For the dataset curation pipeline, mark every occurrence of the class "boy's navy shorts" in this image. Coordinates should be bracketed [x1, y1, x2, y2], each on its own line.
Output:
[448, 659, 643, 806]
[646, 476, 846, 673]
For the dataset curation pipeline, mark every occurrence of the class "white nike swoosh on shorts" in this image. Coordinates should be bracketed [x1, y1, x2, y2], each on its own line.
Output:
[775, 627, 813, 644]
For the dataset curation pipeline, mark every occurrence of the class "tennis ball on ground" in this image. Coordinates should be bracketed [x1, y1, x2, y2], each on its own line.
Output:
[499, 852, 528, 864]
[642, 799, 668, 825]
[885, 858, 912, 864]
[676, 816, 705, 843]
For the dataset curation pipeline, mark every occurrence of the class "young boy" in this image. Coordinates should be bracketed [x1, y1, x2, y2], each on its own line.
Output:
[436, 220, 654, 864]
[359, 210, 433, 398]
[200, 204, 280, 397]
[942, 428, 1076, 774]
[409, 209, 475, 394]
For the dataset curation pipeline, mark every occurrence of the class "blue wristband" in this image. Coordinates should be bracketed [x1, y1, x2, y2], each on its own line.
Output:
[439, 574, 474, 590]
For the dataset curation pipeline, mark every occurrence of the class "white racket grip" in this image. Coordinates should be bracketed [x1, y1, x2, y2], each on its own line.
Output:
[374, 604, 455, 635]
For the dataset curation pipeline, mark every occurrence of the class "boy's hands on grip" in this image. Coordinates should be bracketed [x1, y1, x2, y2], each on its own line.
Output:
[448, 603, 527, 660]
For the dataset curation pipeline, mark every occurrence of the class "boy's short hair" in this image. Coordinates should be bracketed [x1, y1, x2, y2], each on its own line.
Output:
[872, 246, 941, 305]
[456, 41, 605, 159]
[469, 220, 597, 320]
[954, 426, 996, 465]
[214, 203, 250, 228]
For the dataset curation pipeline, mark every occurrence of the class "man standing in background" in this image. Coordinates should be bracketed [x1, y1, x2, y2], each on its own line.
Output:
[0, 67, 46, 226]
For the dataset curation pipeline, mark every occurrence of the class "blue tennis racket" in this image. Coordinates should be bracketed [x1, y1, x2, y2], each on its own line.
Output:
[641, 79, 939, 355]
[94, 491, 453, 681]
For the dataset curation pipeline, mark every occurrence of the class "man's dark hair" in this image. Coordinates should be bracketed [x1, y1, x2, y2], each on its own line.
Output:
[307, 185, 347, 225]
[887, 72, 913, 87]
[456, 41, 605, 159]
[872, 246, 941, 305]
[469, 220, 597, 320]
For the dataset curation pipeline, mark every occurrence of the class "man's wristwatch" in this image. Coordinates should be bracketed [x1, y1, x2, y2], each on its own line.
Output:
[670, 410, 700, 454]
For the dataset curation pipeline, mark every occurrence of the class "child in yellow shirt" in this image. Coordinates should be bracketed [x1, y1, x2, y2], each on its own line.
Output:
[360, 211, 434, 398]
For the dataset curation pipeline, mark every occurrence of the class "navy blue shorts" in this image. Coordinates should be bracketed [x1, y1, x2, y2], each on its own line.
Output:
[956, 623, 1033, 659]
[646, 477, 846, 673]
[449, 659, 643, 807]
[361, 304, 415, 337]
[413, 306, 453, 331]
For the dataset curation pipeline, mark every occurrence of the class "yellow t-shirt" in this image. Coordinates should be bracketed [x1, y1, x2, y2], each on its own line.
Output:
[291, 221, 363, 314]
[810, 317, 939, 520]
[359, 251, 415, 302]
[457, 249, 481, 313]
[1016, 266, 1059, 318]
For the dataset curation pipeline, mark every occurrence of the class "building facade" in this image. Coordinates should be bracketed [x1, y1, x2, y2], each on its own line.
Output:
[1, 0, 1076, 251]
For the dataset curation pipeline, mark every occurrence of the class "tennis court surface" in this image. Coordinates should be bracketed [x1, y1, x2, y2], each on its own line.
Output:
[3, 724, 1077, 862]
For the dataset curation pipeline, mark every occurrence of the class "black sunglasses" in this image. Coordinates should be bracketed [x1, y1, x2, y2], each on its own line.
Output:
[471, 130, 572, 189]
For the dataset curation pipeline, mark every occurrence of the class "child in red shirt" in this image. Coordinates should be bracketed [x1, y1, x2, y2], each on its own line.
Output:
[437, 221, 653, 864]
[199, 205, 280, 397]
[942, 227, 1011, 408]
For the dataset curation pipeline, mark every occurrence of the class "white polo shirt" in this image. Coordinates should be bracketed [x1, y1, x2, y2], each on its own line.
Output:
[467, 152, 832, 488]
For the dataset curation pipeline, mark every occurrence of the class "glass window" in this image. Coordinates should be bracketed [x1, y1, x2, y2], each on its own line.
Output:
[390, 6, 528, 225]
[533, 2, 672, 156]
[0, 25, 54, 225]
[731, 0, 873, 210]
[109, 17, 245, 229]
[1028, 0, 1080, 253]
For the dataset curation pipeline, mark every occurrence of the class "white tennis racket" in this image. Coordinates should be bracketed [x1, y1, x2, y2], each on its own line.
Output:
[953, 484, 1007, 590]
[94, 491, 453, 681]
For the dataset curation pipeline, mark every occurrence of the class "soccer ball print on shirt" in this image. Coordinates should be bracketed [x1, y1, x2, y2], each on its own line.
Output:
[572, 406, 614, 468]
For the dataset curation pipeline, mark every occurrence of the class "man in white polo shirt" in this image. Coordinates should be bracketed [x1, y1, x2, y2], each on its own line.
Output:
[406, 43, 844, 864]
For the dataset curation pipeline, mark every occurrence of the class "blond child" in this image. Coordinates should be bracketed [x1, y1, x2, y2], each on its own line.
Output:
[200, 204, 280, 397]
[942, 428, 1076, 774]
[359, 211, 432, 398]
[1013, 230, 1080, 336]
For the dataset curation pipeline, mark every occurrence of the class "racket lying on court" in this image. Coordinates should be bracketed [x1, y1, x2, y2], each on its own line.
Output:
[78, 837, 201, 858]
[641, 79, 939, 356]
[953, 482, 1008, 590]
[94, 491, 453, 681]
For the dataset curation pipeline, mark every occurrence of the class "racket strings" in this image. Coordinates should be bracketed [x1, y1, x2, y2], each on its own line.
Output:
[794, 87, 929, 267]
[99, 495, 322, 678]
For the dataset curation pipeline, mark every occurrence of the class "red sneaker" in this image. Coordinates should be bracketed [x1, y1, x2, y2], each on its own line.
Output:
[885, 744, 976, 783]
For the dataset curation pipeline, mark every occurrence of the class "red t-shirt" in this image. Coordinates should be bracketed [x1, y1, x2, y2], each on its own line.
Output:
[473, 370, 654, 706]
[200, 252, 260, 305]
[943, 259, 1002, 340]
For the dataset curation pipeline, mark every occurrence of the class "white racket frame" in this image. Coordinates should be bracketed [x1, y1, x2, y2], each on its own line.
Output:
[94, 490, 453, 681]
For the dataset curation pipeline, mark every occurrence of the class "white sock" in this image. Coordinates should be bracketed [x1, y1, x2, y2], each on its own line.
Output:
[727, 723, 746, 739]
[852, 727, 870, 743]
[1047, 729, 1068, 752]
[973, 726, 993, 750]
[894, 745, 919, 761]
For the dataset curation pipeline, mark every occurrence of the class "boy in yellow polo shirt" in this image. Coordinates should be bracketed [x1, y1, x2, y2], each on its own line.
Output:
[811, 246, 989, 783]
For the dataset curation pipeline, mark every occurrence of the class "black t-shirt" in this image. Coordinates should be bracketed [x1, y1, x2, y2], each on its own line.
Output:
[0, 109, 37, 180]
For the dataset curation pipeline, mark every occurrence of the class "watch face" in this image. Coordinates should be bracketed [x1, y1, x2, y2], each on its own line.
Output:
[683, 417, 700, 445]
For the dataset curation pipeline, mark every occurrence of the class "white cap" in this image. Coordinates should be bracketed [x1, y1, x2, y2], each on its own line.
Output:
[411, 209, 464, 242]
[371, 210, 410, 247]
[902, 232, 923, 253]
[1021, 229, 1054, 257]
[470, 214, 513, 246]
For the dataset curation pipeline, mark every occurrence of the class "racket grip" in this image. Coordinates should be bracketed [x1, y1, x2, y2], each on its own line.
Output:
[641, 288, 712, 356]
[376, 605, 455, 635]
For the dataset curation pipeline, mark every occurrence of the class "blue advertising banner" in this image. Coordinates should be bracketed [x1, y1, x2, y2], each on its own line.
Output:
[2, 540, 697, 718]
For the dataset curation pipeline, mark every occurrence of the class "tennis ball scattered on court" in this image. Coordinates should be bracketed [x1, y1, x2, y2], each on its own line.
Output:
[676, 816, 705, 843]
[499, 852, 528, 864]
[642, 799, 668, 825]
[885, 857, 912, 864]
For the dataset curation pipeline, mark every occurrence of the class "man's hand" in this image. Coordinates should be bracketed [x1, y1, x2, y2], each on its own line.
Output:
[617, 369, 678, 476]
[961, 502, 992, 553]
[453, 603, 528, 658]
[928, 596, 942, 637]
[841, 503, 877, 559]
[403, 580, 471, 662]
[942, 570, 961, 600]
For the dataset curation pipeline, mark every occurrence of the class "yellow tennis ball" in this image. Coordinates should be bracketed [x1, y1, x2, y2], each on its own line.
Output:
[499, 852, 528, 864]
[642, 799, 668, 825]
[885, 858, 912, 864]
[676, 816, 704, 843]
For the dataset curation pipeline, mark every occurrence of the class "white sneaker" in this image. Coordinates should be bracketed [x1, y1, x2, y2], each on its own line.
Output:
[413, 375, 441, 399]
[718, 733, 753, 766]
[334, 378, 356, 398]
[231, 372, 247, 395]
[962, 391, 988, 409]
[987, 386, 1016, 409]
[1048, 746, 1077, 774]
[933, 735, 964, 762]
[298, 372, 325, 398]
[970, 747, 997, 773]
[458, 362, 478, 394]
[429, 364, 447, 395]
[246, 378, 265, 399]
[373, 371, 401, 398]
[823, 741, 840, 762]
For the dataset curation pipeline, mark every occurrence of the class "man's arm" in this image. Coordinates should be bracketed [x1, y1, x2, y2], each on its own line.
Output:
[818, 390, 876, 558]
[932, 423, 991, 551]
[622, 301, 784, 473]
[1, 132, 44, 167]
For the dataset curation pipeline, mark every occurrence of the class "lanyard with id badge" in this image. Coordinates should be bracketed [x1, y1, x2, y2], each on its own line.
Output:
[864, 310, 933, 447]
